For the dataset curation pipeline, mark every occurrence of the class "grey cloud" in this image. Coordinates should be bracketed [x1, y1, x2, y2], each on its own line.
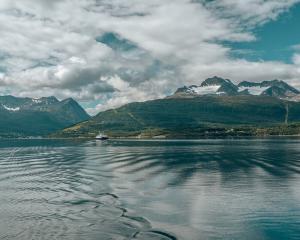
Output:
[54, 67, 108, 90]
[88, 82, 116, 94]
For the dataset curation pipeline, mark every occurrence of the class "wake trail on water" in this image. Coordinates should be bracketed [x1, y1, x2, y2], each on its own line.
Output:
[0, 144, 177, 240]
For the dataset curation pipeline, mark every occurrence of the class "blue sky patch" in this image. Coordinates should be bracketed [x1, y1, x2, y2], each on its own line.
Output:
[229, 3, 300, 63]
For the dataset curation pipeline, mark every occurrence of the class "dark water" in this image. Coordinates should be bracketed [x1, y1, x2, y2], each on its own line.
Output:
[0, 138, 300, 240]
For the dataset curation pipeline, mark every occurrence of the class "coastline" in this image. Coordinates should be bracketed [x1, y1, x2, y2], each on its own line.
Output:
[2, 134, 300, 140]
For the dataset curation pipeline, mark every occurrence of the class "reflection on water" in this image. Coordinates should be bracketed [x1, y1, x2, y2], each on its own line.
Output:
[0, 138, 300, 239]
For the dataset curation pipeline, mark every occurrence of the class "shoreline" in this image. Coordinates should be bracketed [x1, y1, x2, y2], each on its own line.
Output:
[2, 134, 300, 140]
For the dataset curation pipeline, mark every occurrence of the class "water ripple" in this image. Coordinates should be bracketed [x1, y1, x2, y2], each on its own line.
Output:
[0, 138, 300, 239]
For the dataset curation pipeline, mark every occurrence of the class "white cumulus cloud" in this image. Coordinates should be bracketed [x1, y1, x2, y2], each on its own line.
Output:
[0, 0, 299, 114]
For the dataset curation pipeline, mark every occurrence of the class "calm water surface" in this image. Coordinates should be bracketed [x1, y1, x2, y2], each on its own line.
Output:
[0, 138, 299, 240]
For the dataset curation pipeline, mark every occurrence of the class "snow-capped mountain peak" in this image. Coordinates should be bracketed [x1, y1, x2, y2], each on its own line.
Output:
[172, 77, 300, 100]
[0, 96, 71, 112]
[174, 76, 238, 96]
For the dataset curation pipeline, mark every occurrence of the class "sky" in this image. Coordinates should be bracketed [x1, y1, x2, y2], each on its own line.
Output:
[0, 0, 300, 115]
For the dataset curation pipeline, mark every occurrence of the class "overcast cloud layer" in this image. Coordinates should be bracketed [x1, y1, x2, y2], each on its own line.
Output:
[0, 0, 300, 114]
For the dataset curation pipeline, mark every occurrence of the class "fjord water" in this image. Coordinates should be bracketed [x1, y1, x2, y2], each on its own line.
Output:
[0, 139, 300, 240]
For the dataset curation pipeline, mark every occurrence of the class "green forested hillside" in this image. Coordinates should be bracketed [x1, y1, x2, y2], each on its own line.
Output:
[0, 96, 90, 137]
[55, 95, 300, 138]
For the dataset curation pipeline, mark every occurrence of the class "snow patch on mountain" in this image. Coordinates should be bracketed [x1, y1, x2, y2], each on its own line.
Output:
[238, 86, 268, 95]
[188, 85, 221, 95]
[2, 105, 20, 111]
[32, 98, 42, 104]
[172, 77, 300, 100]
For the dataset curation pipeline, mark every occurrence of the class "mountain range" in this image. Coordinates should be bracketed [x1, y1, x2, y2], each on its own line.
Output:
[2, 77, 300, 138]
[173, 76, 300, 100]
[54, 77, 300, 138]
[0, 96, 89, 137]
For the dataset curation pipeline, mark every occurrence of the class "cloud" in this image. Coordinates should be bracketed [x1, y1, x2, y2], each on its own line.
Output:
[0, 0, 300, 114]
[86, 75, 166, 115]
[291, 44, 300, 51]
[202, 0, 299, 27]
[293, 54, 300, 65]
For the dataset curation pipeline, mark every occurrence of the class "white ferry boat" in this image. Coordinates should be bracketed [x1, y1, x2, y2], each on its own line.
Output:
[95, 132, 109, 140]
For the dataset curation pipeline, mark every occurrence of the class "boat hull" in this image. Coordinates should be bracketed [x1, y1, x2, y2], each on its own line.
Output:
[95, 137, 109, 140]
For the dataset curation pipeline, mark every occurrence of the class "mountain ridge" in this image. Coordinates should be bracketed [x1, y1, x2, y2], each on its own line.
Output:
[172, 76, 300, 99]
[0, 95, 90, 137]
[52, 76, 300, 138]
[53, 95, 300, 139]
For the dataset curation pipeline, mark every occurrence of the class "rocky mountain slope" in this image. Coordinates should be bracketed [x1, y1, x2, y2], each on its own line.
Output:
[0, 96, 90, 137]
[172, 76, 300, 99]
